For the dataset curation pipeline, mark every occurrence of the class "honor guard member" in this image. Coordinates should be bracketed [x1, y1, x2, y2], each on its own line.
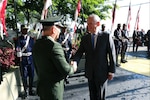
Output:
[16, 24, 35, 97]
[146, 30, 150, 57]
[120, 24, 129, 63]
[32, 16, 77, 100]
[132, 30, 141, 52]
[101, 24, 106, 32]
[114, 23, 122, 67]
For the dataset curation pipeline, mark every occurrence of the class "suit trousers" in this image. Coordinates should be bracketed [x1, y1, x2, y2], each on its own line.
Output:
[121, 41, 128, 60]
[88, 78, 108, 100]
[114, 40, 121, 64]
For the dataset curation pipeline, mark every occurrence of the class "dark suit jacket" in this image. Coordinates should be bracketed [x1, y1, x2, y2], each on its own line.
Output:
[73, 32, 116, 84]
[32, 36, 74, 99]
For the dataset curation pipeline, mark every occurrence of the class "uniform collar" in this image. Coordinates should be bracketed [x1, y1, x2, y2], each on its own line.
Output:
[47, 36, 54, 41]
[22, 34, 28, 39]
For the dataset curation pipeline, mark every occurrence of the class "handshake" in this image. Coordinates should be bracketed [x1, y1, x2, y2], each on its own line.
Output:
[70, 61, 77, 72]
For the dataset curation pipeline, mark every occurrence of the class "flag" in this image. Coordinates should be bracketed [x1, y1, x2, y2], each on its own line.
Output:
[126, 1, 131, 31]
[0, 0, 8, 36]
[111, 0, 117, 33]
[74, 0, 81, 22]
[41, 0, 52, 20]
[37, 0, 52, 39]
[135, 6, 141, 30]
[112, 0, 117, 26]
[74, 0, 81, 33]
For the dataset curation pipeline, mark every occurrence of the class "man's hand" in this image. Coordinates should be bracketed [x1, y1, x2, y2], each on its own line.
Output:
[70, 61, 77, 72]
[108, 73, 114, 80]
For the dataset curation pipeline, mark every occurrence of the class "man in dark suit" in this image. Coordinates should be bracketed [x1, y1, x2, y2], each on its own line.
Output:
[72, 14, 116, 100]
[32, 16, 77, 100]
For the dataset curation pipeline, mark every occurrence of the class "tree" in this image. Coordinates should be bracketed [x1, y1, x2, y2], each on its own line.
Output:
[52, 0, 112, 23]
[6, 0, 43, 30]
[6, 0, 113, 30]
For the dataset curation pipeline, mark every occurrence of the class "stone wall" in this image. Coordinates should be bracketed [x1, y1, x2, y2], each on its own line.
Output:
[0, 68, 24, 100]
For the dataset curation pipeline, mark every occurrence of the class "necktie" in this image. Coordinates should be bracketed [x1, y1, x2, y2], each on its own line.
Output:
[91, 34, 95, 49]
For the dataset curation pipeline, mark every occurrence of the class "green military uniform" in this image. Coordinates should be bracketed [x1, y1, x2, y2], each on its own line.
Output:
[32, 17, 74, 100]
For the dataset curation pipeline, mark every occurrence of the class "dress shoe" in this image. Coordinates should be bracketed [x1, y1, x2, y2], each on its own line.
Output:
[121, 60, 127, 63]
[19, 91, 27, 99]
[65, 80, 70, 84]
[116, 63, 120, 67]
[29, 90, 36, 96]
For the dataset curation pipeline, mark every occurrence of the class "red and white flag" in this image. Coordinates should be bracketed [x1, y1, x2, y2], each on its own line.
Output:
[37, 0, 52, 39]
[126, 2, 131, 31]
[135, 6, 141, 30]
[72, 0, 81, 34]
[110, 0, 117, 33]
[74, 0, 81, 22]
[41, 0, 52, 20]
[0, 0, 8, 36]
[112, 0, 117, 27]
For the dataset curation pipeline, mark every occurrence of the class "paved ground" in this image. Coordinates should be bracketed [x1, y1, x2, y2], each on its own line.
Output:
[17, 46, 150, 100]
[64, 68, 150, 100]
[120, 46, 150, 76]
[17, 68, 150, 100]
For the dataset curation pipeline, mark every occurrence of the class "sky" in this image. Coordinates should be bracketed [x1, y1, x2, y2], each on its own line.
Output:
[102, 0, 150, 36]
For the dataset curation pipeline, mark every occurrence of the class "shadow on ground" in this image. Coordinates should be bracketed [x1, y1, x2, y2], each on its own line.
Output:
[126, 50, 149, 59]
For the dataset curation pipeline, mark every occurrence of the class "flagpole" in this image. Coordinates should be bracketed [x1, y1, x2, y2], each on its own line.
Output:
[49, 6, 53, 17]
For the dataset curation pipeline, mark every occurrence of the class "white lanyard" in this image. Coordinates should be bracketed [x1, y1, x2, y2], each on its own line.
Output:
[21, 36, 30, 52]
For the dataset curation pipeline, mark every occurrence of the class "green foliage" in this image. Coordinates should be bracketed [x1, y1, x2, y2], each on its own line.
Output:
[6, 0, 113, 30]
[6, 0, 43, 30]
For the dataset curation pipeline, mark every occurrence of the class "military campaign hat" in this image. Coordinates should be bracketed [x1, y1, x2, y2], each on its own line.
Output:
[21, 24, 29, 30]
[40, 16, 64, 28]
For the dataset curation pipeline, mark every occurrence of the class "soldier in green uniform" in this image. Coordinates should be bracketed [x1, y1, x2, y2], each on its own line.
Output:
[32, 16, 77, 100]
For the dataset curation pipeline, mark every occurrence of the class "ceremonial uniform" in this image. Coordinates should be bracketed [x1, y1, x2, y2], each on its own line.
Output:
[120, 24, 129, 63]
[114, 24, 122, 67]
[16, 25, 35, 96]
[146, 30, 150, 57]
[32, 16, 76, 100]
[132, 30, 141, 52]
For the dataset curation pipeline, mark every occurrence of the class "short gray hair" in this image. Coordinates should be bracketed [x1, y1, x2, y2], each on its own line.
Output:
[88, 14, 101, 23]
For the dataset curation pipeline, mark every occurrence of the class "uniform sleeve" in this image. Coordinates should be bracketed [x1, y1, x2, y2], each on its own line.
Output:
[51, 42, 74, 75]
[72, 36, 85, 65]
